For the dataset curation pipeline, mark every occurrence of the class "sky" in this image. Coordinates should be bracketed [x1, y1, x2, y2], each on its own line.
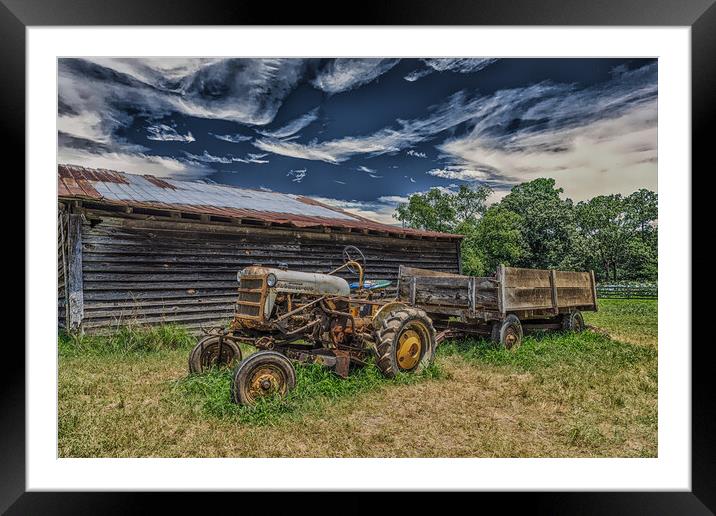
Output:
[57, 58, 657, 225]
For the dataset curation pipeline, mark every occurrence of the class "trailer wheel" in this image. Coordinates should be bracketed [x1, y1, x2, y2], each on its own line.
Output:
[561, 310, 585, 332]
[188, 335, 242, 374]
[491, 315, 523, 350]
[375, 307, 436, 378]
[230, 351, 296, 406]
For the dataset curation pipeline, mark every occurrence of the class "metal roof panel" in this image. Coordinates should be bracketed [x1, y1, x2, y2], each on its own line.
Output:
[57, 164, 462, 240]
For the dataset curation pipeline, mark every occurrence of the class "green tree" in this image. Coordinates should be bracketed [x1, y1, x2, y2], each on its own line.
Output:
[624, 188, 658, 236]
[394, 184, 492, 232]
[500, 178, 576, 269]
[575, 194, 631, 281]
[394, 188, 456, 232]
[574, 190, 658, 281]
[452, 184, 491, 221]
[623, 189, 658, 279]
[458, 207, 527, 275]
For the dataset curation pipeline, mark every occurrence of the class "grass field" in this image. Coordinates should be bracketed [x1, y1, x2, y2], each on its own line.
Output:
[58, 298, 657, 457]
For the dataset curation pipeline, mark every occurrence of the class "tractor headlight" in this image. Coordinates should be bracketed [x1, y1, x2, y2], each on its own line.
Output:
[266, 273, 277, 287]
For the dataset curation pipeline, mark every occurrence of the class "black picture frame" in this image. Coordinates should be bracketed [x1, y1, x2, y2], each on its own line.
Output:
[4, 0, 711, 512]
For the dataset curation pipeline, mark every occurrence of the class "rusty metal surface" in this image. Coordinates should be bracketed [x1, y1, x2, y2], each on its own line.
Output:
[58, 164, 461, 240]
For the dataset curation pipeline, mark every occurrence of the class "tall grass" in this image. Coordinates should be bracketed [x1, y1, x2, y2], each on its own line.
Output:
[439, 330, 655, 374]
[173, 360, 447, 426]
[59, 324, 195, 357]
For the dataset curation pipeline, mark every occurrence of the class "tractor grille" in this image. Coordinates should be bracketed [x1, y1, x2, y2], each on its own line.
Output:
[236, 275, 265, 319]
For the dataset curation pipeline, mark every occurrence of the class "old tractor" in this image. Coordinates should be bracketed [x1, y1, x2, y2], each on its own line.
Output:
[188, 246, 436, 405]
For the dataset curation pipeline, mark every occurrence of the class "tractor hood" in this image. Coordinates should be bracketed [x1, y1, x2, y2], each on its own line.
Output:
[239, 266, 350, 297]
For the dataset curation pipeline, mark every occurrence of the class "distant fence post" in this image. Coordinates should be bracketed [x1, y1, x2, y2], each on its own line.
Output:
[596, 283, 657, 299]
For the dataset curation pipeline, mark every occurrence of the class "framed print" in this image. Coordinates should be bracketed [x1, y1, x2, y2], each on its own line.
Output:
[4, 0, 712, 512]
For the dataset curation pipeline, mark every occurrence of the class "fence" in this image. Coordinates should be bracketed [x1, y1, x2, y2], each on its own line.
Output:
[596, 283, 657, 299]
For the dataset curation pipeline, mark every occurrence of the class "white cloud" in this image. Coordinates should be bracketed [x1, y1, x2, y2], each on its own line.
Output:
[311, 196, 403, 225]
[58, 147, 211, 179]
[211, 133, 253, 143]
[404, 69, 433, 82]
[406, 149, 427, 158]
[426, 167, 491, 181]
[438, 100, 657, 200]
[183, 151, 235, 164]
[433, 63, 658, 200]
[287, 169, 307, 183]
[312, 59, 400, 94]
[59, 58, 309, 139]
[357, 166, 375, 174]
[146, 124, 195, 142]
[183, 150, 269, 165]
[404, 58, 497, 82]
[423, 58, 498, 74]
[253, 90, 489, 164]
[257, 108, 320, 139]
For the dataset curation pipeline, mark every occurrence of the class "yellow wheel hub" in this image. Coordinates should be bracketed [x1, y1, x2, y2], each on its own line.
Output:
[396, 329, 423, 370]
[247, 367, 284, 400]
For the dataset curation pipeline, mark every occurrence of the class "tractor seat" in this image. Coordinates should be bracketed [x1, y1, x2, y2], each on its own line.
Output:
[348, 279, 392, 290]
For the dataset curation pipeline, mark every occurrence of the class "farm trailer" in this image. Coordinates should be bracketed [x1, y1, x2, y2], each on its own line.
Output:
[397, 264, 598, 349]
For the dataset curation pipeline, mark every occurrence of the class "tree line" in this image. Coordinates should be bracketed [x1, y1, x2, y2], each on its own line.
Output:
[395, 178, 657, 282]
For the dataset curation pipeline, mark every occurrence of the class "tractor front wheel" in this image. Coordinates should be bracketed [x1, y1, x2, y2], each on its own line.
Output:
[230, 351, 296, 406]
[375, 307, 436, 378]
[188, 335, 242, 374]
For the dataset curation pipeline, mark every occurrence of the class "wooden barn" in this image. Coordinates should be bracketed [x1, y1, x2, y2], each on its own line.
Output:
[57, 164, 463, 333]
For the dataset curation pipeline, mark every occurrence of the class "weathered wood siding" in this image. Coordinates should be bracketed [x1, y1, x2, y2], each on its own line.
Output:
[397, 265, 498, 318]
[57, 208, 69, 329]
[501, 266, 596, 312]
[75, 210, 460, 333]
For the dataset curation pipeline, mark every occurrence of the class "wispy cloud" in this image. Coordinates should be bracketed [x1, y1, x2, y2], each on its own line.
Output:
[58, 58, 310, 147]
[184, 150, 270, 165]
[406, 149, 427, 158]
[58, 147, 210, 180]
[183, 150, 235, 164]
[312, 59, 400, 94]
[211, 133, 252, 143]
[433, 63, 658, 199]
[253, 90, 488, 164]
[405, 58, 498, 82]
[146, 124, 195, 142]
[287, 169, 307, 183]
[257, 108, 319, 139]
[357, 166, 375, 174]
[311, 195, 406, 225]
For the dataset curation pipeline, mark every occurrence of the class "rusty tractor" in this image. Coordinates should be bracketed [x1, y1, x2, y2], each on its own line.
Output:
[188, 246, 436, 405]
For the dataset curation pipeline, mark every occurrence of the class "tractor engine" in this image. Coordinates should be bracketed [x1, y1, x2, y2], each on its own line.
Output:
[233, 266, 351, 330]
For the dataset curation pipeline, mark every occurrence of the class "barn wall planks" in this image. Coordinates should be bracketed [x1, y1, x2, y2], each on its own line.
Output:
[72, 210, 460, 333]
[57, 208, 69, 329]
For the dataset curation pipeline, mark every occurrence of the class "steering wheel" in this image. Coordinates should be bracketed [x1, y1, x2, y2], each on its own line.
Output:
[342, 245, 366, 275]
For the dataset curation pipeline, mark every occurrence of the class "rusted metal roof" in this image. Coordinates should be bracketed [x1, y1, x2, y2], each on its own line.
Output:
[58, 164, 462, 241]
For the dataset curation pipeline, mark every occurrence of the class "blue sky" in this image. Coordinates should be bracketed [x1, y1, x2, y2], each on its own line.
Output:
[58, 58, 657, 224]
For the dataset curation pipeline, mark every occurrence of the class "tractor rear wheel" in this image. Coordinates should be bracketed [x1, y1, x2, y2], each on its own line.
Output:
[491, 315, 523, 350]
[374, 306, 436, 378]
[561, 310, 585, 332]
[188, 335, 242, 374]
[230, 351, 296, 406]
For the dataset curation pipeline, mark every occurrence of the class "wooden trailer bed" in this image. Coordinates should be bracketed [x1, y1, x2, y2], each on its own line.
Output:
[397, 264, 598, 342]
